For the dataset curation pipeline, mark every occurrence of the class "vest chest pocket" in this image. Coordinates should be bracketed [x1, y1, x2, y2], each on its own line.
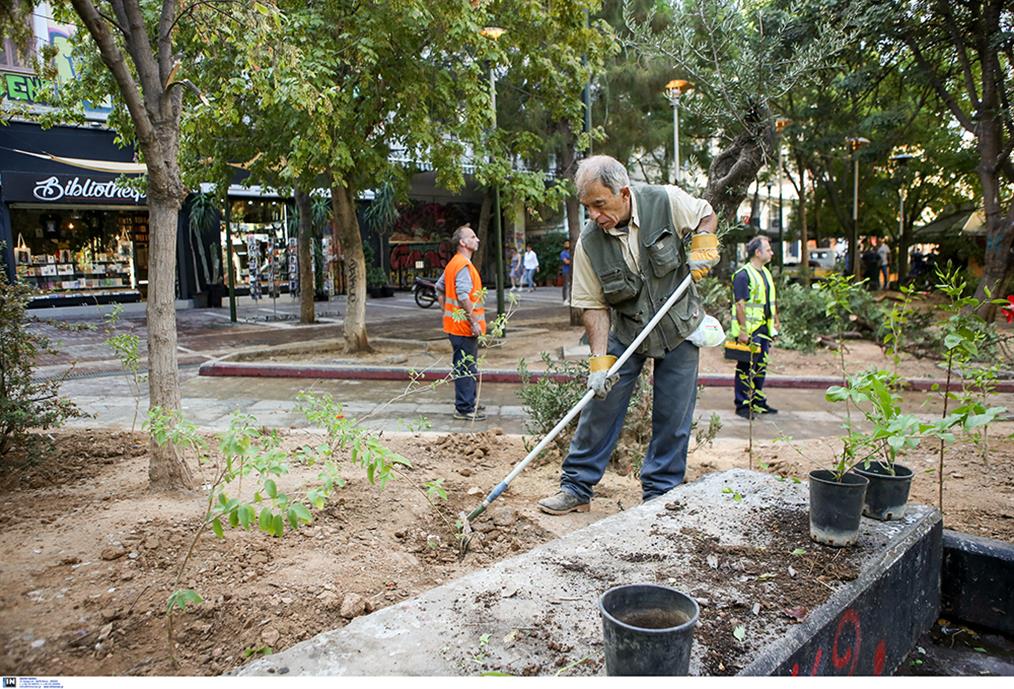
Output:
[599, 268, 642, 309]
[646, 229, 680, 278]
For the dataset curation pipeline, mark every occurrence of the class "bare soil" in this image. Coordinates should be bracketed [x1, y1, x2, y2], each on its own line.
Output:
[1, 424, 1010, 676]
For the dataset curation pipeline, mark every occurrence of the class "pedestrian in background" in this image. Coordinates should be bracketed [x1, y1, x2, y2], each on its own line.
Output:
[523, 244, 539, 292]
[877, 238, 891, 290]
[435, 224, 487, 421]
[560, 239, 572, 304]
[730, 235, 780, 419]
[508, 247, 523, 292]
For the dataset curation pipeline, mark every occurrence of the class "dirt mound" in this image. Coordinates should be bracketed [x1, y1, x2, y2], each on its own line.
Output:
[1, 427, 1010, 676]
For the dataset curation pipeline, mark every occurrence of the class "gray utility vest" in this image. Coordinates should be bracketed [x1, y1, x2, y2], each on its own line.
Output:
[580, 185, 703, 358]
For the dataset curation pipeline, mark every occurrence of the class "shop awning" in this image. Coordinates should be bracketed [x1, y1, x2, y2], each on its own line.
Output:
[912, 207, 978, 242]
[10, 148, 148, 174]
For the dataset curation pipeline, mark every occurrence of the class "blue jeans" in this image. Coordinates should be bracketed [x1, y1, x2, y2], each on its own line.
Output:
[523, 268, 536, 289]
[734, 326, 771, 409]
[449, 334, 479, 413]
[560, 336, 700, 502]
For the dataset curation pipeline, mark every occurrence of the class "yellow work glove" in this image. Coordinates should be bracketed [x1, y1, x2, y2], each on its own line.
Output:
[588, 354, 618, 399]
[688, 232, 721, 282]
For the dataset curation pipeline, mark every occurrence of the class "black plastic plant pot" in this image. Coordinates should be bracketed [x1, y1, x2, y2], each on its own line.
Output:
[853, 462, 913, 521]
[808, 469, 869, 547]
[599, 583, 699, 676]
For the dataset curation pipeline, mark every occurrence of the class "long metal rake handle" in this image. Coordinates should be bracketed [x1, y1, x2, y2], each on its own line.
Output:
[464, 273, 694, 522]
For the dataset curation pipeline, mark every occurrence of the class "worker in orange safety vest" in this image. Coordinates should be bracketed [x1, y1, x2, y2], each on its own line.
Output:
[435, 224, 487, 421]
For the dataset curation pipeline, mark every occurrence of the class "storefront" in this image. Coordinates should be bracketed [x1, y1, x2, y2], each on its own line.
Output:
[0, 121, 197, 309]
[2, 171, 148, 307]
[224, 195, 290, 298]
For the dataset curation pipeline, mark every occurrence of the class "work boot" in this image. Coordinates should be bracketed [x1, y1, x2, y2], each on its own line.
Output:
[537, 491, 589, 515]
[453, 410, 487, 421]
[757, 403, 779, 414]
[735, 406, 752, 420]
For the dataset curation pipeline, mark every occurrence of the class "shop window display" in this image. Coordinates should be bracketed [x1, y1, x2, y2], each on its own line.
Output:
[222, 198, 290, 297]
[10, 208, 143, 305]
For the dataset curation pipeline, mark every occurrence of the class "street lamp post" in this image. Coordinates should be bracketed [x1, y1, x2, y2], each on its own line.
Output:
[846, 136, 870, 279]
[774, 117, 792, 273]
[481, 27, 506, 322]
[664, 79, 693, 185]
[890, 152, 915, 281]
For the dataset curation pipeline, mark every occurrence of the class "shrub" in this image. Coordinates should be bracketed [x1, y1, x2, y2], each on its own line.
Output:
[517, 355, 719, 476]
[695, 275, 731, 330]
[530, 233, 566, 285]
[0, 274, 82, 458]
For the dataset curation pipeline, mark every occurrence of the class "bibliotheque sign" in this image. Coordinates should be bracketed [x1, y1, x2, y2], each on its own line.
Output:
[2, 172, 146, 205]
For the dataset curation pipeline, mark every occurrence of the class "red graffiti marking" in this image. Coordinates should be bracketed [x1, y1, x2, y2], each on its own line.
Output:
[791, 663, 800, 677]
[873, 639, 887, 676]
[832, 609, 862, 675]
[810, 647, 824, 675]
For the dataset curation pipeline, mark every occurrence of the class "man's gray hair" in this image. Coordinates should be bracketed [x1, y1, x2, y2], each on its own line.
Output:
[575, 155, 631, 196]
[451, 224, 472, 246]
[746, 235, 769, 258]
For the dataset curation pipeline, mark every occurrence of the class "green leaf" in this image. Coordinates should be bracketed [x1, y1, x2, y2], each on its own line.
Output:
[259, 507, 273, 533]
[291, 503, 313, 524]
[264, 479, 278, 499]
[273, 514, 284, 538]
[733, 625, 746, 642]
[211, 517, 225, 539]
[790, 548, 806, 556]
[167, 588, 203, 612]
[238, 504, 255, 529]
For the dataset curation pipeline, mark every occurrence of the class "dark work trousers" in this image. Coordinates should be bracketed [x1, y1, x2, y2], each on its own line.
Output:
[734, 325, 771, 410]
[449, 333, 479, 413]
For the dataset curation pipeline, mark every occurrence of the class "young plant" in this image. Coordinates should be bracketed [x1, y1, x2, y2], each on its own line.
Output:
[825, 369, 959, 480]
[933, 265, 1010, 508]
[882, 284, 918, 378]
[151, 392, 447, 666]
[104, 304, 144, 431]
[818, 273, 865, 431]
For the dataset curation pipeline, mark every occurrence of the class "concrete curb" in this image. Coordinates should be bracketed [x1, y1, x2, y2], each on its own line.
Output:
[941, 529, 1014, 635]
[197, 361, 1014, 392]
[235, 470, 941, 677]
[740, 510, 941, 676]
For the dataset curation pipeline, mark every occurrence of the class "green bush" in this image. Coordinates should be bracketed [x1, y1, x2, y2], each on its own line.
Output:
[0, 274, 82, 458]
[530, 233, 567, 285]
[695, 276, 732, 330]
[775, 281, 832, 352]
[516, 355, 721, 477]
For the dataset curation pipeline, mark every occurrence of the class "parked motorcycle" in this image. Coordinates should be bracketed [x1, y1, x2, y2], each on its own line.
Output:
[413, 276, 438, 308]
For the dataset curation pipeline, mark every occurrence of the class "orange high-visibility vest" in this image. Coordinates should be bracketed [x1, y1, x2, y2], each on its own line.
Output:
[442, 253, 486, 336]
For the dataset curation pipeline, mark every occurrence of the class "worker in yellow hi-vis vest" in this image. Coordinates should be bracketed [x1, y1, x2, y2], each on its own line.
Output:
[729, 235, 781, 419]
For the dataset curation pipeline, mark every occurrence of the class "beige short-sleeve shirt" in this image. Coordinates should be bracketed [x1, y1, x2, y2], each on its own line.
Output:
[570, 185, 714, 310]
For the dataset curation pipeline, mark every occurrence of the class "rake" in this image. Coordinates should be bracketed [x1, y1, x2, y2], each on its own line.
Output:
[457, 273, 695, 552]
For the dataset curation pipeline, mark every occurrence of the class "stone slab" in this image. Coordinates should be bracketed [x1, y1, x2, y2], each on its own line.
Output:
[941, 529, 1014, 635]
[236, 469, 941, 677]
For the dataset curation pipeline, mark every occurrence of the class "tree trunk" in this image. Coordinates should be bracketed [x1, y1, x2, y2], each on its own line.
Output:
[559, 128, 584, 326]
[704, 127, 771, 226]
[294, 188, 316, 324]
[145, 191, 192, 491]
[331, 181, 372, 352]
[899, 200, 912, 283]
[704, 124, 772, 280]
[799, 163, 810, 286]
